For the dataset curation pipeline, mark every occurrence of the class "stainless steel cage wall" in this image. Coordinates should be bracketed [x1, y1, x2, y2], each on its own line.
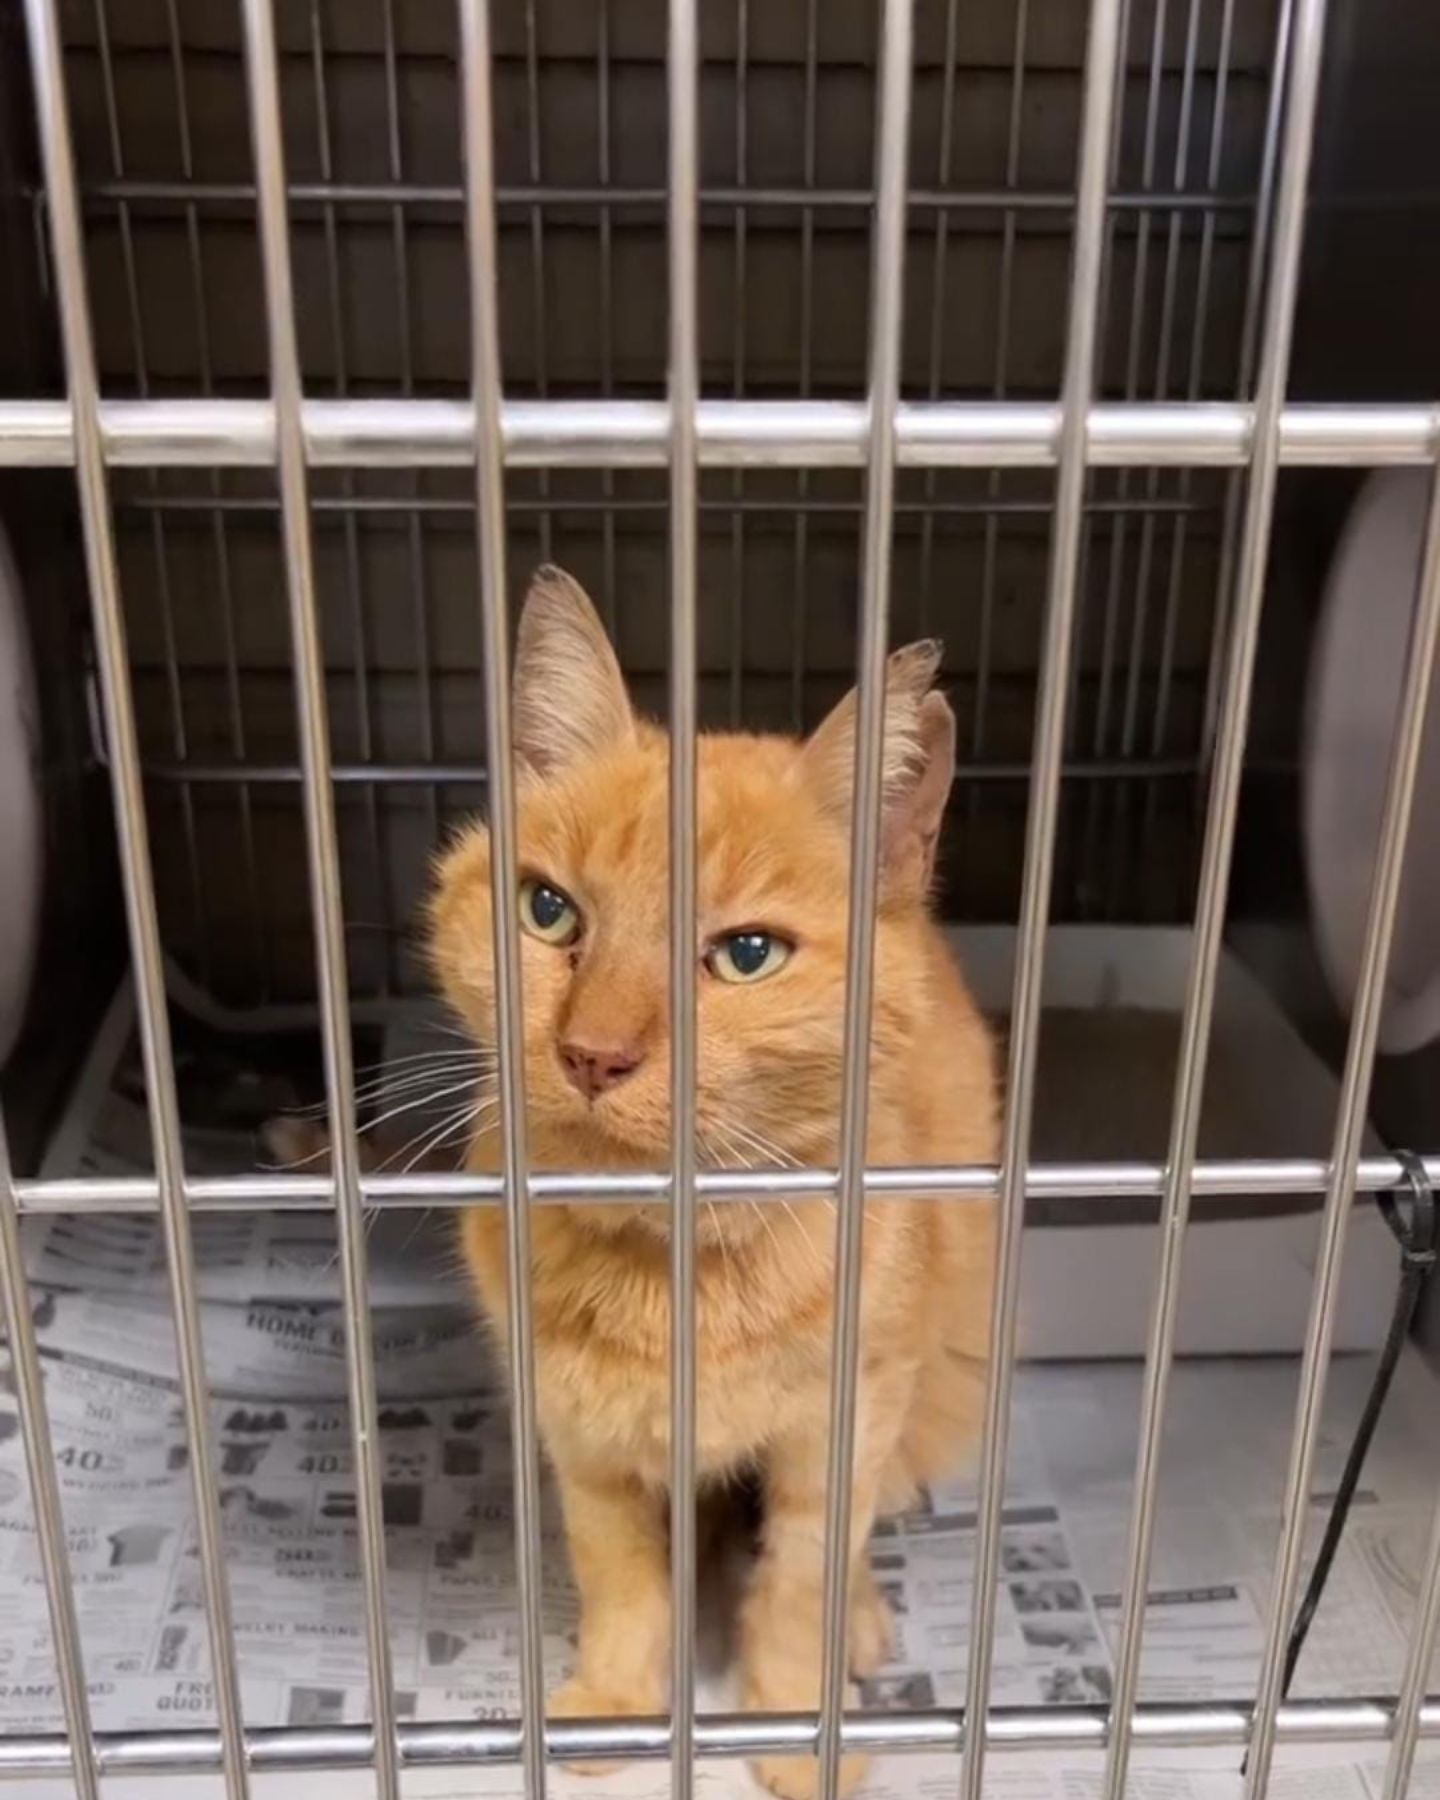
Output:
[1, 1, 1440, 1798]
[1, 0, 1342, 1005]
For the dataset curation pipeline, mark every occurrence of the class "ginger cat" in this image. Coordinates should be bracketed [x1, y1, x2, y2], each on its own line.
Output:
[427, 567, 998, 1799]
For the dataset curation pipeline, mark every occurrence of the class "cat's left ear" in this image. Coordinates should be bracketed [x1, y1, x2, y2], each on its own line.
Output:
[801, 640, 956, 892]
[512, 565, 635, 777]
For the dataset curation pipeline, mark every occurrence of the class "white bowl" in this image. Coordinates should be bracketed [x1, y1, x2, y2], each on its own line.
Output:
[1304, 467, 1440, 1055]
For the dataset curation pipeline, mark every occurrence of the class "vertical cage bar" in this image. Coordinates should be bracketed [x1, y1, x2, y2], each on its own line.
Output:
[160, 0, 270, 997]
[21, 5, 251, 1794]
[1116, 0, 1198, 756]
[816, 2, 913, 1797]
[788, 0, 820, 734]
[91, 0, 146, 384]
[1073, 0, 1132, 917]
[1066, 0, 1129, 918]
[376, 0, 441, 857]
[597, 0, 619, 630]
[1104, 0, 1202, 917]
[1246, 441, 1440, 1799]
[0, 1118, 99, 1800]
[377, 0, 416, 400]
[309, 0, 392, 994]
[728, 0, 749, 727]
[1089, 0, 1166, 770]
[206, 493, 270, 995]
[1381, 1489, 1440, 1800]
[92, 0, 210, 986]
[1147, 0, 1237, 786]
[915, 0, 961, 638]
[970, 0, 1030, 778]
[667, 0, 701, 1795]
[1144, 0, 1259, 872]
[523, 0, 554, 565]
[236, 3, 399, 1793]
[458, 7, 548, 1797]
[1101, 4, 1331, 1795]
[1197, 0, 1298, 769]
[967, 0, 1030, 874]
[957, 1, 1125, 1794]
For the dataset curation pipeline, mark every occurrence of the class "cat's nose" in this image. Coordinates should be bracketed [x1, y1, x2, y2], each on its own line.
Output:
[558, 1038, 644, 1100]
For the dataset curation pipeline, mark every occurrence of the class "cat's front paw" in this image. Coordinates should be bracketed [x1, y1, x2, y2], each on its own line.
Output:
[750, 1751, 870, 1800]
[261, 1115, 331, 1172]
[743, 1672, 870, 1800]
[548, 1677, 658, 1775]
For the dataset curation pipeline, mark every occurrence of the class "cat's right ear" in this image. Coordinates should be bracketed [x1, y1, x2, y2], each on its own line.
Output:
[801, 640, 956, 891]
[512, 566, 634, 777]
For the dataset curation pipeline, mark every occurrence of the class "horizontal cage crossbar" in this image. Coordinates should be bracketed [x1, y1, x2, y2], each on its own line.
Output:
[12, 1155, 1440, 1213]
[51, 176, 1261, 214]
[0, 1698, 1437, 1780]
[1, 398, 1438, 469]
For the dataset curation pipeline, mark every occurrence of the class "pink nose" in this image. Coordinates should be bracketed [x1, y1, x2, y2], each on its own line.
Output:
[558, 1040, 644, 1100]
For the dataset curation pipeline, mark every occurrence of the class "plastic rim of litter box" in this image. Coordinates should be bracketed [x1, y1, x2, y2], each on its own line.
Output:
[1303, 466, 1440, 1056]
[0, 518, 42, 1066]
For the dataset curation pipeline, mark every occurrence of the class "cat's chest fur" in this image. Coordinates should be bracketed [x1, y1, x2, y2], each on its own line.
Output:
[460, 1208, 836, 1488]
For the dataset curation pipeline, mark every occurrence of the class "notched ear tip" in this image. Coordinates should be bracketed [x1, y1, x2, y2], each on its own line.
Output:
[516, 563, 613, 670]
[528, 561, 577, 595]
[888, 637, 945, 696]
[522, 562, 598, 619]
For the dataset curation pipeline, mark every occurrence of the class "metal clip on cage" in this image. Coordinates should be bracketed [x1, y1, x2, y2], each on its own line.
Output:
[1, 0, 1440, 1796]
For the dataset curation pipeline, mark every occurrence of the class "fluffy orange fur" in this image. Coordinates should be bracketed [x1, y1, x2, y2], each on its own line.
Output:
[427, 568, 998, 1798]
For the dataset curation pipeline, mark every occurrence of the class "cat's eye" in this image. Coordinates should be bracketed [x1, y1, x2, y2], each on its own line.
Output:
[519, 878, 581, 947]
[705, 930, 792, 985]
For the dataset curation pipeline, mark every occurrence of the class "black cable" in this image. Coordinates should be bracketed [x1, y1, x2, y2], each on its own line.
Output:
[1239, 1154, 1435, 1777]
[1279, 1150, 1437, 1697]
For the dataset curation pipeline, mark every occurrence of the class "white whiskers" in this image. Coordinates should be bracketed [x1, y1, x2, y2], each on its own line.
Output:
[699, 1111, 834, 1280]
[272, 1040, 496, 1175]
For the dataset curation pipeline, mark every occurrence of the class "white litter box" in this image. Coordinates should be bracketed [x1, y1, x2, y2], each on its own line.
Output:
[954, 925, 1395, 1360]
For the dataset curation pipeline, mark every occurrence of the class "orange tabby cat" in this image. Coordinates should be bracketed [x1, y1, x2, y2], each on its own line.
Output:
[427, 567, 997, 1799]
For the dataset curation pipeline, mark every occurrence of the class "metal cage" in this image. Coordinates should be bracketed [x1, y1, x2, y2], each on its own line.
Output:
[6, 0, 1302, 1007]
[1, 0, 1439, 1795]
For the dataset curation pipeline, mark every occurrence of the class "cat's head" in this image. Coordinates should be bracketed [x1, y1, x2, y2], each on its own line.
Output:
[427, 566, 956, 1216]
